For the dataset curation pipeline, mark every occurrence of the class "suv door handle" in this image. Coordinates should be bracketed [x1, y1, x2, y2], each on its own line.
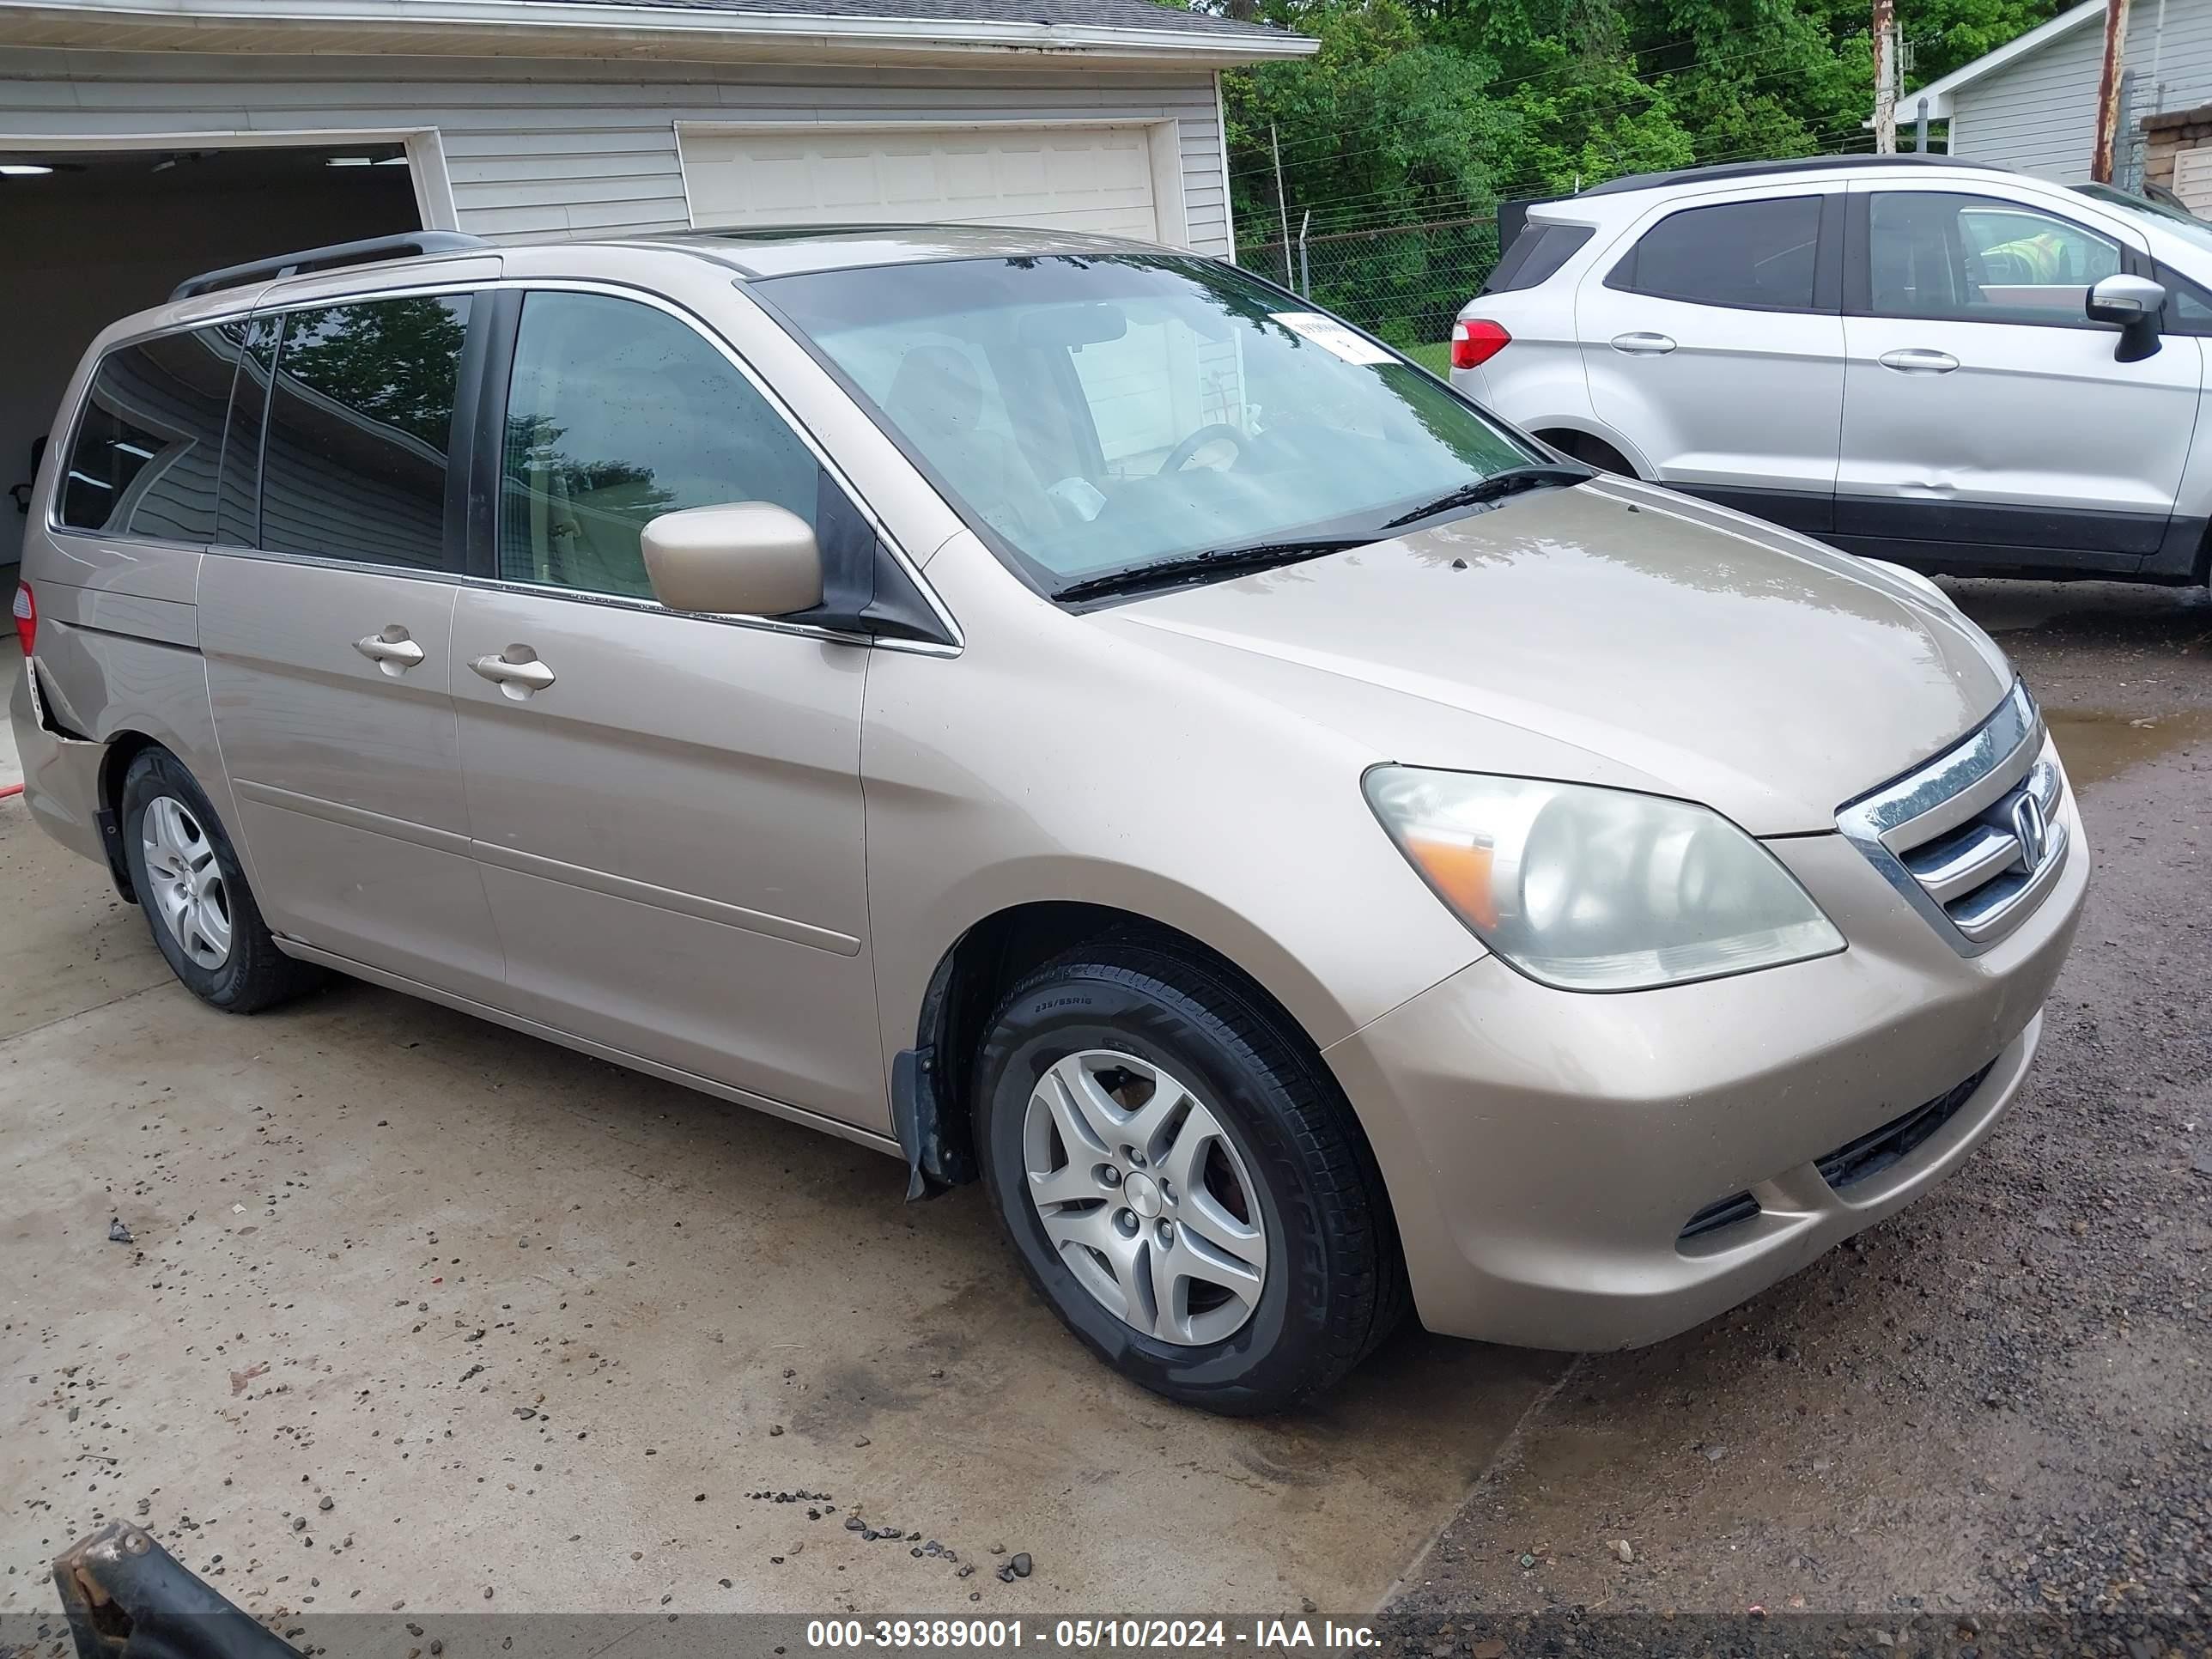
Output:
[1610, 331, 1676, 356]
[471, 650, 556, 698]
[354, 629, 426, 675]
[1878, 348, 1960, 374]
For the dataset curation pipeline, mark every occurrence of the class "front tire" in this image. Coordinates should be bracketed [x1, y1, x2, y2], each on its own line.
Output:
[974, 937, 1406, 1414]
[118, 747, 325, 1013]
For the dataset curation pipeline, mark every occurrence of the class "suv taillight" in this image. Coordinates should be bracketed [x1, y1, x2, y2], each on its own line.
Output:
[1450, 319, 1510, 369]
[10, 581, 31, 658]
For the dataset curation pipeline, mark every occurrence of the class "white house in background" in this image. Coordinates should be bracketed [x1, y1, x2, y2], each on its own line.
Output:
[1903, 0, 2212, 179]
[0, 0, 1312, 577]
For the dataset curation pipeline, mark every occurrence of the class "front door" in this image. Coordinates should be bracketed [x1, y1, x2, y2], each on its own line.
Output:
[449, 288, 882, 1127]
[198, 292, 507, 1002]
[1835, 185, 2203, 572]
[1577, 185, 1844, 533]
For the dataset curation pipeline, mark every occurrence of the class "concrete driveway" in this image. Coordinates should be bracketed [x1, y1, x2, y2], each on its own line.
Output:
[0, 633, 1562, 1624]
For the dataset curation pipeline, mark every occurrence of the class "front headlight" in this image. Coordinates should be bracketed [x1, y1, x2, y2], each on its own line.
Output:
[1364, 767, 1845, 992]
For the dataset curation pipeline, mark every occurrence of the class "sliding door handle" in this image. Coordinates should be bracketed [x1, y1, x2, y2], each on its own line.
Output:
[354, 629, 425, 675]
[471, 650, 556, 698]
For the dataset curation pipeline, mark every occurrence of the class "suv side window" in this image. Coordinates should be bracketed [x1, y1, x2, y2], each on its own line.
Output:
[1866, 192, 2123, 325]
[58, 328, 239, 543]
[1483, 222, 1595, 295]
[496, 291, 821, 600]
[258, 295, 473, 569]
[1607, 196, 1822, 310]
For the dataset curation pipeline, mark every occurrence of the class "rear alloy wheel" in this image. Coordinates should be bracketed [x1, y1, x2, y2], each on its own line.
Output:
[975, 937, 1407, 1414]
[118, 746, 326, 1014]
[139, 793, 233, 970]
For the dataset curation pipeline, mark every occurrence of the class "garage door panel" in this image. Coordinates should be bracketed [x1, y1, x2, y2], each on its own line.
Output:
[682, 123, 1161, 241]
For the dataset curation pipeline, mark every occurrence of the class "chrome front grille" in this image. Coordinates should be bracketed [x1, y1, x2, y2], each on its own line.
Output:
[1838, 682, 2072, 955]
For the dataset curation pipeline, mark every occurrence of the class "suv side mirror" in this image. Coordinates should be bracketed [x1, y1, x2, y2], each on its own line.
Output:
[641, 501, 824, 617]
[2086, 273, 2167, 362]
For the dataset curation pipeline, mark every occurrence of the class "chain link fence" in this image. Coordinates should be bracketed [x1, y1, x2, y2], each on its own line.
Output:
[1239, 214, 1502, 358]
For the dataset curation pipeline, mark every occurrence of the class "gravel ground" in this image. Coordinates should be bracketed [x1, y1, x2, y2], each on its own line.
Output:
[1378, 580, 2212, 1656]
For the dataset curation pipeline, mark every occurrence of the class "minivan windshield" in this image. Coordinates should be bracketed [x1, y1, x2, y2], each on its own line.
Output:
[757, 254, 1545, 597]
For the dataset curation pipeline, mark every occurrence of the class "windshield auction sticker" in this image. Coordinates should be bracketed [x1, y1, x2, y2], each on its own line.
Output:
[1267, 311, 1395, 365]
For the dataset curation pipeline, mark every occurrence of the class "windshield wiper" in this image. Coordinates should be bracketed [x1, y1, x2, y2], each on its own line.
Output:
[1379, 463, 1593, 530]
[1054, 537, 1370, 602]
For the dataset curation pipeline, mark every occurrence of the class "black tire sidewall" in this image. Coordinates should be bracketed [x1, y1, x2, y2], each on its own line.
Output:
[119, 750, 265, 1009]
[975, 966, 1343, 1413]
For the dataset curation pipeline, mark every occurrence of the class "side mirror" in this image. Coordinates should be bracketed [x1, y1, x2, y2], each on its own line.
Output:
[641, 501, 823, 617]
[2086, 273, 2167, 362]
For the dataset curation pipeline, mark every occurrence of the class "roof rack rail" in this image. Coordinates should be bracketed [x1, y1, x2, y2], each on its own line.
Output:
[1578, 153, 2014, 198]
[170, 230, 493, 302]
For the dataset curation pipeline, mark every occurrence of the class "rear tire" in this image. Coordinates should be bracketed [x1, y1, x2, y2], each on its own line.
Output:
[973, 936, 1406, 1414]
[118, 747, 325, 1014]
[1538, 428, 1637, 477]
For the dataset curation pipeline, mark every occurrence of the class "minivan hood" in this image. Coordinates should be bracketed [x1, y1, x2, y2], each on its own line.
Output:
[1098, 478, 2012, 836]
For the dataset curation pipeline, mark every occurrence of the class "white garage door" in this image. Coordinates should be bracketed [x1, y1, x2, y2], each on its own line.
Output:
[679, 124, 1162, 241]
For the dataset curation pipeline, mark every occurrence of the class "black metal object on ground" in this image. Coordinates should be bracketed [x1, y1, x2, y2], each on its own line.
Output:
[52, 1520, 300, 1659]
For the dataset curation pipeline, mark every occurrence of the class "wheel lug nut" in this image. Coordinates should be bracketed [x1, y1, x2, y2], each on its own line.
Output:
[1155, 1220, 1175, 1248]
[1099, 1166, 1121, 1188]
[1114, 1209, 1138, 1237]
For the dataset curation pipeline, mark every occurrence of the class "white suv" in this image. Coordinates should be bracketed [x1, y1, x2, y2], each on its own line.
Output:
[1453, 155, 2212, 585]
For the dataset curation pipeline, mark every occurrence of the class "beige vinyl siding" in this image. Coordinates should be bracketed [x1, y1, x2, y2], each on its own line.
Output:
[1948, 0, 2212, 179]
[0, 49, 1234, 254]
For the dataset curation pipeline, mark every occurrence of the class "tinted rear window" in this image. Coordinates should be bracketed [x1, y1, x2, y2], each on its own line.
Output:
[258, 295, 471, 570]
[1481, 223, 1594, 294]
[1607, 196, 1821, 310]
[59, 329, 240, 542]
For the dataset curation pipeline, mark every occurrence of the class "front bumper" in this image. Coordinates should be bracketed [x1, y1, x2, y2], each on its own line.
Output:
[1325, 792, 2087, 1351]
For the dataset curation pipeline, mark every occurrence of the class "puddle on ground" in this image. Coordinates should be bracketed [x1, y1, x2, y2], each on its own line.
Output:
[2045, 708, 2212, 791]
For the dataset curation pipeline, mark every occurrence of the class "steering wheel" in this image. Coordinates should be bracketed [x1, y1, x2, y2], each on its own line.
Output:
[1158, 422, 1248, 475]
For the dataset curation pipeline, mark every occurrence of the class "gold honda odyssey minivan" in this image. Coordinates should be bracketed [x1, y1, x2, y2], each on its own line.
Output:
[11, 227, 2086, 1413]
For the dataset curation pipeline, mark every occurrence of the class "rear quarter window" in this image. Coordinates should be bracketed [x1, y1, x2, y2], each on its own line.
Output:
[58, 328, 240, 543]
[1481, 223, 1595, 295]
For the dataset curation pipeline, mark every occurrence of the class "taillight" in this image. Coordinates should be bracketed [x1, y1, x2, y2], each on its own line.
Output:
[1450, 319, 1510, 369]
[10, 581, 31, 658]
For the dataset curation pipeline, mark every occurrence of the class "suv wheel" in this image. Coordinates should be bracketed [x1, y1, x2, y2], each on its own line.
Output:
[973, 937, 1406, 1414]
[118, 747, 325, 1013]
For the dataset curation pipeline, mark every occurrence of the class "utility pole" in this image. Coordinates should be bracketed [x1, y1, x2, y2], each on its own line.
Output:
[1873, 0, 1898, 155]
[2092, 0, 2134, 182]
[1270, 124, 1293, 289]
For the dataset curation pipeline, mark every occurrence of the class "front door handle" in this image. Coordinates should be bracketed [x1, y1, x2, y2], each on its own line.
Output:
[353, 628, 425, 676]
[1610, 331, 1677, 356]
[471, 648, 556, 699]
[1877, 347, 1960, 374]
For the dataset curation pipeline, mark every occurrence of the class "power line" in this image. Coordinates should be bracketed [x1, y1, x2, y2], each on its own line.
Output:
[1230, 77, 1884, 222]
[1236, 120, 1887, 246]
[1227, 23, 1898, 178]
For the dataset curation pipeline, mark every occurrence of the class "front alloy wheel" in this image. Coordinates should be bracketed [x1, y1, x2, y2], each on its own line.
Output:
[1023, 1050, 1268, 1347]
[975, 937, 1407, 1414]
